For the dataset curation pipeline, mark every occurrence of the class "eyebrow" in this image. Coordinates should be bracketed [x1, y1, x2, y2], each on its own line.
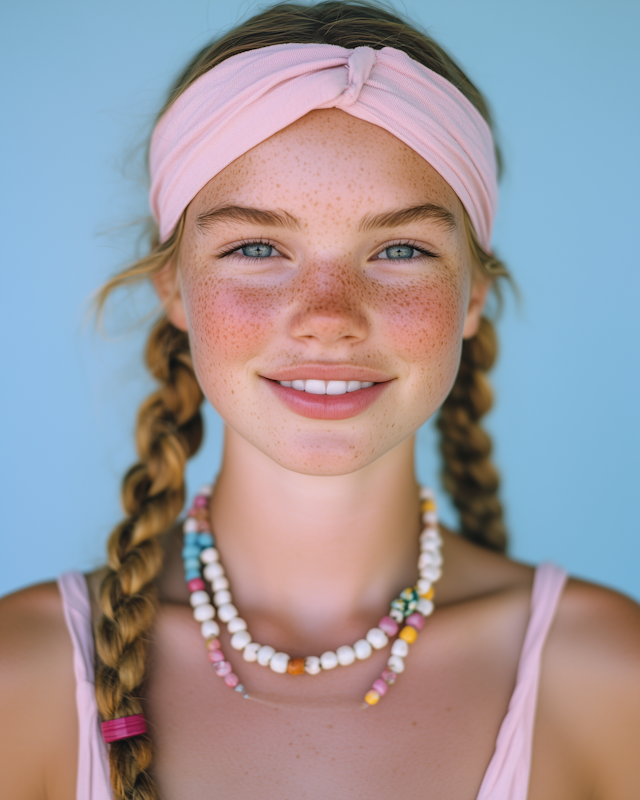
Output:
[195, 202, 457, 235]
[358, 203, 457, 234]
[195, 205, 301, 232]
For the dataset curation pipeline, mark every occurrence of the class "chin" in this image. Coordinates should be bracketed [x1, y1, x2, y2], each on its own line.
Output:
[258, 432, 391, 477]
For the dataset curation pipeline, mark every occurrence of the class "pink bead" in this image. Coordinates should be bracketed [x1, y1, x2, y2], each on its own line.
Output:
[214, 660, 232, 677]
[206, 638, 221, 651]
[378, 616, 399, 636]
[405, 612, 425, 631]
[224, 673, 239, 688]
[208, 649, 225, 663]
[194, 495, 208, 509]
[372, 678, 388, 696]
[187, 578, 205, 592]
[381, 669, 397, 685]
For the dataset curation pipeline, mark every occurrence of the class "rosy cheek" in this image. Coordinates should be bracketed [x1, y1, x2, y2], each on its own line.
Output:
[376, 275, 467, 365]
[182, 276, 281, 384]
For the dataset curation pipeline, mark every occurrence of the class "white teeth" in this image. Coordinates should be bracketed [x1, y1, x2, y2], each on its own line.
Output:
[278, 379, 377, 394]
[326, 381, 347, 395]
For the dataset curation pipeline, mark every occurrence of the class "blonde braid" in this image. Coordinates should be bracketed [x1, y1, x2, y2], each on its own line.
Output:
[436, 316, 506, 552]
[95, 318, 203, 799]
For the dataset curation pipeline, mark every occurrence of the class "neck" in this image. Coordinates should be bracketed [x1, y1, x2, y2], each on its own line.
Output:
[208, 427, 421, 652]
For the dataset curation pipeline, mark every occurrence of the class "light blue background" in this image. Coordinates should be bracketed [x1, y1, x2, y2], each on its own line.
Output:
[1, 0, 638, 600]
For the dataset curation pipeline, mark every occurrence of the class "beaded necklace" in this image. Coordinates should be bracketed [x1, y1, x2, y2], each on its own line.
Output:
[182, 485, 442, 707]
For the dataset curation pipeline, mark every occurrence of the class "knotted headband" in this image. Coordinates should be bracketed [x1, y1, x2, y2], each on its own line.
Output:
[150, 43, 498, 250]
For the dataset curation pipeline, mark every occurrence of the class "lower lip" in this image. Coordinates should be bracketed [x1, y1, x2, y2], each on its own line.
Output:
[264, 380, 391, 420]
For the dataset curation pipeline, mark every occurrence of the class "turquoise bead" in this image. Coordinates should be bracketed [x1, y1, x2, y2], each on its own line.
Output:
[197, 533, 214, 547]
[181, 545, 200, 559]
[184, 568, 200, 581]
[183, 558, 200, 571]
[184, 532, 198, 545]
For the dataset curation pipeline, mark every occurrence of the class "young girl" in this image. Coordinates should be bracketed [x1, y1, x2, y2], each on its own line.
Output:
[1, 2, 638, 798]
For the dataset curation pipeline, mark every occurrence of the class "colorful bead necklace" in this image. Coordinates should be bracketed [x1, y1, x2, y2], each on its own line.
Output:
[182, 485, 442, 706]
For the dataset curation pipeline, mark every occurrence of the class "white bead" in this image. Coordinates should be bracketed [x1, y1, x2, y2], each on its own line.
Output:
[200, 547, 219, 564]
[418, 552, 436, 570]
[391, 638, 409, 657]
[269, 652, 290, 674]
[214, 589, 232, 606]
[422, 511, 438, 525]
[387, 654, 405, 673]
[227, 617, 247, 634]
[198, 485, 212, 496]
[419, 486, 434, 500]
[203, 562, 224, 581]
[257, 645, 276, 666]
[420, 540, 442, 558]
[189, 590, 209, 607]
[320, 651, 339, 670]
[416, 598, 435, 616]
[353, 639, 372, 660]
[389, 608, 404, 624]
[193, 603, 215, 622]
[336, 645, 356, 666]
[305, 656, 321, 675]
[366, 628, 388, 650]
[212, 575, 229, 591]
[230, 630, 252, 650]
[184, 518, 199, 533]
[420, 530, 440, 546]
[217, 603, 238, 623]
[417, 579, 432, 596]
[420, 565, 442, 582]
[243, 642, 260, 662]
[200, 619, 220, 638]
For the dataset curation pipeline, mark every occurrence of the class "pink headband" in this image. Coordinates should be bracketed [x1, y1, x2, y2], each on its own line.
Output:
[150, 43, 498, 250]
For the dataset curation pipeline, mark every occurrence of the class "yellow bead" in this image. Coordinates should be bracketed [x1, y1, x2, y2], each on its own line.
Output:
[399, 625, 418, 644]
[421, 499, 436, 512]
[420, 587, 435, 600]
[364, 690, 380, 705]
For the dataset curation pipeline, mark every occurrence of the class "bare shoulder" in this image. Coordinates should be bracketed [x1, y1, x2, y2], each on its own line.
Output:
[0, 582, 78, 800]
[540, 577, 640, 799]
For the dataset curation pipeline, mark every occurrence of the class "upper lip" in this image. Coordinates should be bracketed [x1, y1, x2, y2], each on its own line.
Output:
[261, 364, 393, 382]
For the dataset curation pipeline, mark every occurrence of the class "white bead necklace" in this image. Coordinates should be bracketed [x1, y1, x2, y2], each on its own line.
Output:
[182, 486, 443, 705]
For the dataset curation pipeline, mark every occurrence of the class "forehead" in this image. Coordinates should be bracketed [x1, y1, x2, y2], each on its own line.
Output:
[189, 109, 463, 222]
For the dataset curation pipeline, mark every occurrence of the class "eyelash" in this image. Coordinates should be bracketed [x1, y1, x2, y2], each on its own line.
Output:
[218, 239, 279, 259]
[218, 239, 439, 260]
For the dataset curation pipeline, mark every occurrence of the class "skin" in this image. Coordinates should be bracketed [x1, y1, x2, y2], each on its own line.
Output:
[1, 109, 639, 800]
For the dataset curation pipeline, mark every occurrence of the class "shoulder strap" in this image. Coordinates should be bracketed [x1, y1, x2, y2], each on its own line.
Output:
[476, 562, 568, 800]
[57, 571, 113, 800]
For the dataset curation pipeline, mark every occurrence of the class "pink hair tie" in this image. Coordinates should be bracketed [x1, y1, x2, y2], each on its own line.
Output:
[101, 714, 147, 743]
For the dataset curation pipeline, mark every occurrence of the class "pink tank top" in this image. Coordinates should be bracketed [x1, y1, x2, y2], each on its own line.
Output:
[57, 562, 567, 800]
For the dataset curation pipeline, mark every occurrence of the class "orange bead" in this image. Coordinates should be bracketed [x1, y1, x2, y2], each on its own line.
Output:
[287, 657, 305, 675]
[364, 690, 380, 705]
[420, 587, 435, 600]
[399, 625, 418, 644]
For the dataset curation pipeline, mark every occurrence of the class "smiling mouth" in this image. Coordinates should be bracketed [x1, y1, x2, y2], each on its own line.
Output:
[276, 379, 376, 395]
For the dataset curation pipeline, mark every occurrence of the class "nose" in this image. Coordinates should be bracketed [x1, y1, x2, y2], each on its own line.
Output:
[288, 260, 369, 346]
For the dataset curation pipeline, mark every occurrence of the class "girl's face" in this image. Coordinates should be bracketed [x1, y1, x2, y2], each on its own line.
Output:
[161, 109, 488, 475]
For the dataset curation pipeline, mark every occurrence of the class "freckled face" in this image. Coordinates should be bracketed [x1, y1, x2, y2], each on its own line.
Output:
[173, 109, 479, 475]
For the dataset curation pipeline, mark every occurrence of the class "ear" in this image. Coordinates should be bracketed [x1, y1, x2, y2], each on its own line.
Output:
[152, 259, 188, 331]
[462, 272, 492, 339]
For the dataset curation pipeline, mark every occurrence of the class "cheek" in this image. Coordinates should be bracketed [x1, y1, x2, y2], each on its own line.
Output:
[376, 273, 468, 367]
[181, 275, 281, 383]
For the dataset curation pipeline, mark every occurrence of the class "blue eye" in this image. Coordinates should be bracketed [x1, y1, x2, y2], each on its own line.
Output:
[381, 244, 416, 260]
[241, 243, 273, 258]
